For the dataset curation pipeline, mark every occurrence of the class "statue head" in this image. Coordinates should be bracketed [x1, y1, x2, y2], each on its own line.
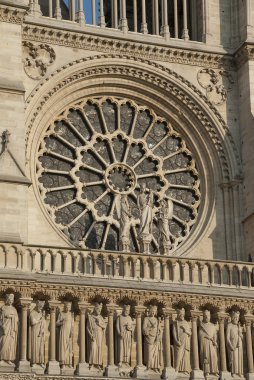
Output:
[231, 310, 240, 324]
[64, 302, 72, 312]
[148, 305, 157, 317]
[176, 308, 185, 321]
[94, 302, 102, 316]
[5, 293, 14, 306]
[203, 309, 211, 323]
[140, 183, 146, 193]
[123, 304, 131, 316]
[36, 300, 45, 312]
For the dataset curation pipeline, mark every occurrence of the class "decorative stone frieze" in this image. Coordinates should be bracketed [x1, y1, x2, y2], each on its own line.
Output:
[21, 24, 234, 70]
[0, 5, 27, 24]
[22, 41, 56, 80]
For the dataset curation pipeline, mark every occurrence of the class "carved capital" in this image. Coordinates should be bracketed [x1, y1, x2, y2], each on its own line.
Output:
[19, 297, 33, 310]
[134, 306, 146, 317]
[48, 300, 61, 312]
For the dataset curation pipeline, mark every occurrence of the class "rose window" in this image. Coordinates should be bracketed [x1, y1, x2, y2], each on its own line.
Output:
[37, 97, 201, 254]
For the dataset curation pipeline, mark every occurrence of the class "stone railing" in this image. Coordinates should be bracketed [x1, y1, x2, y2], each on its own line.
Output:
[28, 0, 203, 43]
[1, 242, 253, 289]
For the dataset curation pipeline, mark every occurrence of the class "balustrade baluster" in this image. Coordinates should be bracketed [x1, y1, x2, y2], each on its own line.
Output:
[76, 0, 85, 25]
[54, 0, 62, 20]
[181, 0, 189, 40]
[99, 0, 105, 27]
[70, 0, 75, 21]
[173, 0, 178, 38]
[49, 0, 52, 17]
[141, 0, 148, 34]
[92, 0, 96, 25]
[154, 0, 159, 35]
[133, 0, 137, 32]
[162, 0, 170, 39]
[119, 0, 128, 33]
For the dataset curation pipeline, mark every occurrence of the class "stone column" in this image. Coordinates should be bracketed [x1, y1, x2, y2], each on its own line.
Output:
[134, 306, 146, 378]
[99, 0, 106, 27]
[141, 0, 148, 34]
[161, 0, 170, 39]
[245, 314, 254, 380]
[217, 311, 230, 379]
[190, 311, 204, 380]
[47, 301, 61, 375]
[119, 0, 128, 33]
[76, 302, 90, 375]
[54, 0, 62, 19]
[181, 0, 189, 40]
[162, 308, 175, 379]
[18, 297, 33, 372]
[105, 304, 118, 376]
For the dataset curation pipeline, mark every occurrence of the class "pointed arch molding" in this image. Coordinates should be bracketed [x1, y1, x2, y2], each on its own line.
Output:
[25, 54, 242, 256]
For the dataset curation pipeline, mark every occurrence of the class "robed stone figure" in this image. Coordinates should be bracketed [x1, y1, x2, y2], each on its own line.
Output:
[137, 183, 153, 238]
[199, 310, 218, 376]
[116, 304, 133, 367]
[56, 302, 74, 368]
[226, 311, 243, 377]
[158, 199, 173, 244]
[0, 293, 18, 365]
[119, 195, 131, 251]
[143, 305, 162, 372]
[29, 300, 46, 368]
[87, 303, 106, 369]
[172, 308, 191, 374]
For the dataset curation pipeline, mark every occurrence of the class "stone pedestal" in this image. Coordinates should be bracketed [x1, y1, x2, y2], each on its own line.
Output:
[160, 242, 171, 255]
[133, 365, 148, 378]
[86, 365, 104, 377]
[191, 369, 205, 380]
[219, 371, 233, 380]
[31, 364, 45, 375]
[0, 361, 15, 372]
[139, 234, 152, 254]
[61, 366, 75, 375]
[47, 360, 60, 375]
[175, 373, 191, 380]
[246, 374, 254, 380]
[76, 362, 90, 376]
[105, 364, 119, 377]
[18, 360, 31, 373]
[118, 364, 132, 377]
[162, 367, 177, 380]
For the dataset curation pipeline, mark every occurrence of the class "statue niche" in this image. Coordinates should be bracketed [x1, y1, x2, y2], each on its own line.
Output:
[87, 302, 106, 373]
[29, 300, 46, 374]
[116, 304, 134, 374]
[199, 309, 218, 377]
[56, 301, 74, 374]
[143, 305, 162, 373]
[0, 293, 18, 371]
[172, 308, 191, 375]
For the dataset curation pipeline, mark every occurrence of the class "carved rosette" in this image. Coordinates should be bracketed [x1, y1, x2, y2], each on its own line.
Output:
[197, 68, 234, 105]
[36, 97, 201, 253]
[22, 42, 56, 80]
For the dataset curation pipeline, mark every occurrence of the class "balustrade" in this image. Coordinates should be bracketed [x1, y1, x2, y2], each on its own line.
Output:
[1, 243, 254, 290]
[0, 293, 252, 378]
[28, 0, 204, 43]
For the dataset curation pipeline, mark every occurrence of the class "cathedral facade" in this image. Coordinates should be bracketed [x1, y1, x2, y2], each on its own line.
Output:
[0, 0, 254, 379]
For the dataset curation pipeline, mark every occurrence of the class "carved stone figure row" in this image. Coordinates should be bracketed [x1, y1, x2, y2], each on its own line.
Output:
[0, 295, 247, 379]
[119, 185, 173, 254]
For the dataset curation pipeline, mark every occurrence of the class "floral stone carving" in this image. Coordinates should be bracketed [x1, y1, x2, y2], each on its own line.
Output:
[36, 97, 201, 254]
[22, 41, 56, 80]
[197, 68, 234, 105]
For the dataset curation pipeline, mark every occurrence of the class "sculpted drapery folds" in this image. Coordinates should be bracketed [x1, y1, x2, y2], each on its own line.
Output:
[29, 300, 46, 367]
[0, 294, 18, 364]
[199, 309, 218, 376]
[137, 184, 153, 238]
[116, 304, 134, 367]
[56, 302, 74, 368]
[172, 308, 191, 374]
[87, 303, 106, 369]
[119, 195, 131, 250]
[226, 311, 244, 377]
[158, 199, 173, 244]
[143, 305, 162, 372]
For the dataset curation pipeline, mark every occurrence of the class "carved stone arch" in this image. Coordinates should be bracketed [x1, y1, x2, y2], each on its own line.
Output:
[25, 55, 242, 258]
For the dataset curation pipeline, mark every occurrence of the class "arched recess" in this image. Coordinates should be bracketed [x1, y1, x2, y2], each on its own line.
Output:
[25, 55, 242, 259]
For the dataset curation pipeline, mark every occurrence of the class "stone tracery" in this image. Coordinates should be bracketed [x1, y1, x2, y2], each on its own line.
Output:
[37, 97, 200, 253]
